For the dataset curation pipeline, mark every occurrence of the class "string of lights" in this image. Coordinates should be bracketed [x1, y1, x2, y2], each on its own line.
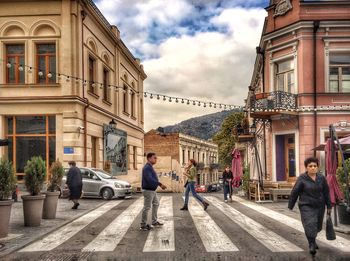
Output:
[1, 58, 350, 112]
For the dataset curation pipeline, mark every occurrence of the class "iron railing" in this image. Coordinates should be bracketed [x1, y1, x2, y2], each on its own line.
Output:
[251, 91, 297, 111]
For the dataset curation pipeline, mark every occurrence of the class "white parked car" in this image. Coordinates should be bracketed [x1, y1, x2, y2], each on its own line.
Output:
[60, 167, 132, 200]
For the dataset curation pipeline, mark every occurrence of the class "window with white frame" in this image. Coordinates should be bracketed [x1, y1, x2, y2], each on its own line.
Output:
[329, 53, 350, 93]
[275, 59, 294, 93]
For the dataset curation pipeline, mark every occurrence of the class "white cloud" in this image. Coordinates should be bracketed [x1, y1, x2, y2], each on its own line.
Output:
[94, 1, 267, 131]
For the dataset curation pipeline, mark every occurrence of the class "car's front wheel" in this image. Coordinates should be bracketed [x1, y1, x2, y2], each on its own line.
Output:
[101, 188, 113, 200]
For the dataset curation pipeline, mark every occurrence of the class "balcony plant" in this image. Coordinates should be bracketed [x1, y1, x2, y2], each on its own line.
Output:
[22, 156, 47, 226]
[336, 158, 350, 225]
[42, 160, 64, 219]
[0, 158, 16, 238]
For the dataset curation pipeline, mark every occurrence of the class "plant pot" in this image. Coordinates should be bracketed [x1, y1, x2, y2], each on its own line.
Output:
[0, 200, 13, 238]
[42, 191, 60, 219]
[338, 203, 350, 225]
[21, 194, 46, 227]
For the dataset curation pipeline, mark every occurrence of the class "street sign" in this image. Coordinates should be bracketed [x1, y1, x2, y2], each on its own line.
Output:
[64, 147, 74, 154]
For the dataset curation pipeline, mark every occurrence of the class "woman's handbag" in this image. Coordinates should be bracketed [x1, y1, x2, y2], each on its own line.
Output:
[326, 214, 336, 240]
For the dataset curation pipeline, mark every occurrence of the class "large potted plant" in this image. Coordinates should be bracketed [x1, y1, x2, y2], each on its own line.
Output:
[0, 158, 16, 238]
[42, 160, 64, 219]
[22, 156, 46, 226]
[336, 158, 350, 225]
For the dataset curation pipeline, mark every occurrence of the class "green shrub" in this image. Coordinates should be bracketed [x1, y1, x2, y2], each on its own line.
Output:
[242, 165, 250, 194]
[47, 160, 65, 192]
[336, 158, 350, 202]
[24, 156, 47, 196]
[0, 158, 16, 200]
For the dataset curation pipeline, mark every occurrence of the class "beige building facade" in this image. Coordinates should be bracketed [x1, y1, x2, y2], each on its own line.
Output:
[144, 130, 219, 192]
[0, 0, 146, 187]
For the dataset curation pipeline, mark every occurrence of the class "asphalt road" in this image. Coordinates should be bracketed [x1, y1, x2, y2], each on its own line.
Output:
[4, 193, 350, 261]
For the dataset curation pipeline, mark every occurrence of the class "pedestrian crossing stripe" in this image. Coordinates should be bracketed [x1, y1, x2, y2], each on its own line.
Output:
[205, 196, 303, 252]
[20, 200, 123, 252]
[143, 196, 175, 252]
[82, 197, 144, 252]
[188, 199, 239, 252]
[231, 195, 350, 253]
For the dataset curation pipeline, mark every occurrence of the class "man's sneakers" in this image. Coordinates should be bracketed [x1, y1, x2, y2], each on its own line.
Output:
[72, 203, 80, 209]
[224, 200, 228, 203]
[140, 224, 153, 231]
[152, 221, 164, 227]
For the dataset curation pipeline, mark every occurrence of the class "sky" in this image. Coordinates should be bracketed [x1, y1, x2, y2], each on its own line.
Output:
[94, 0, 269, 131]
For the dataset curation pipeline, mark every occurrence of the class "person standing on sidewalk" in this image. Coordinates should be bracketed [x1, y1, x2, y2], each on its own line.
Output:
[288, 157, 332, 256]
[222, 166, 233, 202]
[66, 161, 82, 210]
[180, 159, 209, 211]
[140, 152, 167, 231]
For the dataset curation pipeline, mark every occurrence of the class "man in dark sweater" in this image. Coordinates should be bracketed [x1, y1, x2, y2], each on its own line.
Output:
[140, 152, 167, 231]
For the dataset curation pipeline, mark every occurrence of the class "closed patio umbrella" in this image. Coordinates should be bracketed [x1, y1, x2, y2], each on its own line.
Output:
[231, 149, 243, 188]
[325, 138, 344, 206]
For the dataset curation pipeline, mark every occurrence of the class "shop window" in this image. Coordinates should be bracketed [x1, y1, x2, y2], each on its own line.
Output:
[133, 146, 138, 170]
[131, 91, 136, 117]
[5, 115, 56, 180]
[275, 59, 294, 93]
[103, 68, 110, 102]
[6, 44, 25, 84]
[123, 86, 128, 113]
[140, 98, 144, 122]
[36, 43, 56, 84]
[329, 53, 350, 93]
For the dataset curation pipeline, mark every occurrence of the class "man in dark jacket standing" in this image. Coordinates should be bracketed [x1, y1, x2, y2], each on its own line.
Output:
[222, 166, 233, 202]
[66, 161, 83, 209]
[140, 152, 167, 231]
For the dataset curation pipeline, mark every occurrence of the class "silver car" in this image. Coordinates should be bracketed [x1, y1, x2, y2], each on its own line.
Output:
[61, 167, 132, 200]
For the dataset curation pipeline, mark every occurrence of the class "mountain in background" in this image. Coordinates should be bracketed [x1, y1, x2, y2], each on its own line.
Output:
[161, 110, 237, 141]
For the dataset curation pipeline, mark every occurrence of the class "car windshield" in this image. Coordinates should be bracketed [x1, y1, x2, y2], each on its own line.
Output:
[92, 169, 113, 179]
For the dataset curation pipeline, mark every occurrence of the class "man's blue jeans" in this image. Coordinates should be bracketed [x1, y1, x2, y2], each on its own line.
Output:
[184, 181, 205, 205]
[224, 182, 231, 200]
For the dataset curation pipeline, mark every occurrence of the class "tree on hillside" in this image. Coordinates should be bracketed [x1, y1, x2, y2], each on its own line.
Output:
[213, 112, 244, 167]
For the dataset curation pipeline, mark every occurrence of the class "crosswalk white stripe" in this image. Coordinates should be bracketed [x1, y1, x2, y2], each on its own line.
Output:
[188, 199, 239, 252]
[20, 201, 122, 252]
[206, 196, 303, 252]
[143, 196, 175, 252]
[82, 197, 143, 252]
[232, 195, 350, 252]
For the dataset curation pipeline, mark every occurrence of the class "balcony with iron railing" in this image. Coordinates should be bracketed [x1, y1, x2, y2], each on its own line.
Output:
[249, 91, 298, 119]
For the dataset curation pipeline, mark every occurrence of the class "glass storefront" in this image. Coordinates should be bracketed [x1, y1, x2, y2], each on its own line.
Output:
[5, 115, 56, 181]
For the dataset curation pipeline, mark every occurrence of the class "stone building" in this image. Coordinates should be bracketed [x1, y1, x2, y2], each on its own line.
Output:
[0, 0, 146, 187]
[144, 130, 219, 192]
[237, 0, 350, 184]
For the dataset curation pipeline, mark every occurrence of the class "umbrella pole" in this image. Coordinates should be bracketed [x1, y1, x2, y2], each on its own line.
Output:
[334, 204, 338, 227]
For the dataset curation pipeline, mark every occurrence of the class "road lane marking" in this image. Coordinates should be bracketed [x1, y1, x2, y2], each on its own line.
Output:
[232, 195, 350, 252]
[143, 196, 175, 252]
[20, 200, 123, 252]
[188, 199, 239, 252]
[82, 197, 143, 252]
[206, 196, 303, 252]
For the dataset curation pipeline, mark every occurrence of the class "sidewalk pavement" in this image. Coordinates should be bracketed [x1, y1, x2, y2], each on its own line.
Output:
[0, 194, 105, 258]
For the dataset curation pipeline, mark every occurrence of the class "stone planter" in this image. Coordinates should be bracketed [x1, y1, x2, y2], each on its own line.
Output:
[0, 200, 13, 238]
[21, 194, 46, 227]
[42, 191, 60, 219]
[338, 203, 350, 225]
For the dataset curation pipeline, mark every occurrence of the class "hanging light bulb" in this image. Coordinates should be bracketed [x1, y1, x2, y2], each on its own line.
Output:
[66, 76, 70, 82]
[219, 104, 222, 109]
[6, 62, 11, 68]
[108, 85, 112, 90]
[224, 105, 227, 109]
[169, 97, 172, 102]
[163, 96, 166, 101]
[157, 95, 160, 100]
[214, 104, 217, 108]
[18, 65, 24, 71]
[198, 102, 201, 106]
[47, 72, 53, 78]
[209, 103, 212, 107]
[28, 67, 33, 73]
[83, 80, 87, 86]
[204, 103, 207, 108]
[193, 101, 196, 105]
[38, 71, 44, 77]
[57, 74, 62, 80]
[187, 100, 190, 105]
[150, 94, 153, 99]
[144, 92, 147, 98]
[75, 78, 80, 83]
[100, 84, 103, 89]
[181, 99, 184, 104]
[175, 98, 179, 103]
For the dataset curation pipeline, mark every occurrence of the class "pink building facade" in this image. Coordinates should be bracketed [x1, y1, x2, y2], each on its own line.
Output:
[239, 0, 350, 184]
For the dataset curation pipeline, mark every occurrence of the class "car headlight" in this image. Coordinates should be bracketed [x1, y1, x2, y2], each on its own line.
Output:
[114, 183, 125, 188]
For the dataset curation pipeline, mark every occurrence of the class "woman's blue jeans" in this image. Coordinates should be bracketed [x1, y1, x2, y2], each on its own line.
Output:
[184, 181, 205, 205]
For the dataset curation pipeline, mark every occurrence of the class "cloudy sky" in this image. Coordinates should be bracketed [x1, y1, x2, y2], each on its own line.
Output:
[94, 0, 269, 131]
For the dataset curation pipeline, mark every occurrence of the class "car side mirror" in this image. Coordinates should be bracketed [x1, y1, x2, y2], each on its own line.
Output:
[92, 175, 100, 180]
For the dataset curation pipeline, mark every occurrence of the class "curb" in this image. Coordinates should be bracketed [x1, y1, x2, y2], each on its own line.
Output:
[0, 200, 107, 259]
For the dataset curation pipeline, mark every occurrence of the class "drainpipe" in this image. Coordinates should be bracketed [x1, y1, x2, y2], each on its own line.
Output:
[256, 46, 267, 179]
[81, 8, 89, 166]
[313, 21, 319, 157]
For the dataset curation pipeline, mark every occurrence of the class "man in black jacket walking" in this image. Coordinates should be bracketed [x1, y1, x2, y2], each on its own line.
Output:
[222, 166, 233, 202]
[140, 152, 167, 231]
[66, 161, 82, 209]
